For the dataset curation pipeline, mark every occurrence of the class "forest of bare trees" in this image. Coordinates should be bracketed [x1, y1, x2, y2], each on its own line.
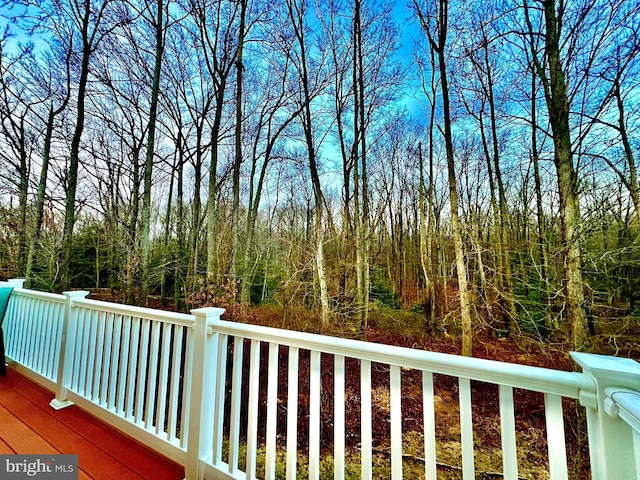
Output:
[1, 0, 639, 354]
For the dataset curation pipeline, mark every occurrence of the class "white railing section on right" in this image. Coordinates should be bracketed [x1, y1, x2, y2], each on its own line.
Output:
[194, 314, 597, 480]
[2, 282, 640, 480]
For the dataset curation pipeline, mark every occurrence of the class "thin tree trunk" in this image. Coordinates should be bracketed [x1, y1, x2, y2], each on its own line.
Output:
[174, 136, 185, 311]
[26, 110, 58, 287]
[140, 0, 166, 305]
[231, 0, 247, 289]
[353, 0, 370, 331]
[60, 9, 92, 291]
[527, 0, 588, 348]
[436, 0, 474, 355]
[419, 142, 437, 333]
[25, 77, 70, 286]
[16, 120, 28, 278]
[414, 0, 473, 352]
[160, 155, 175, 305]
[481, 37, 517, 334]
[187, 129, 204, 298]
[531, 66, 551, 333]
[477, 111, 501, 325]
[206, 89, 225, 280]
[286, 0, 330, 325]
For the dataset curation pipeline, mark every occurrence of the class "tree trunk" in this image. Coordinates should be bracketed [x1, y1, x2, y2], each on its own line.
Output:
[26, 110, 57, 287]
[353, 0, 370, 331]
[60, 11, 92, 292]
[140, 0, 166, 305]
[16, 120, 28, 278]
[530, 66, 551, 333]
[175, 135, 185, 311]
[231, 0, 247, 290]
[206, 88, 225, 280]
[287, 0, 330, 326]
[481, 37, 517, 334]
[25, 89, 68, 287]
[540, 0, 588, 348]
[437, 0, 474, 356]
[419, 142, 437, 333]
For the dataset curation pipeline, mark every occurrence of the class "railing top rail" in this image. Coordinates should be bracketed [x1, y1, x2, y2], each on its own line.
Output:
[74, 298, 195, 328]
[605, 387, 640, 435]
[10, 288, 66, 304]
[211, 319, 595, 400]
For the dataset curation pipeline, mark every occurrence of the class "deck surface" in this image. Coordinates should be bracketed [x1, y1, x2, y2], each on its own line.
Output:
[0, 368, 184, 480]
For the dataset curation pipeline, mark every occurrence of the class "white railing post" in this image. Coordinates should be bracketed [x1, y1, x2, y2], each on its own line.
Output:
[571, 352, 640, 480]
[50, 290, 89, 410]
[185, 307, 225, 480]
[7, 278, 25, 289]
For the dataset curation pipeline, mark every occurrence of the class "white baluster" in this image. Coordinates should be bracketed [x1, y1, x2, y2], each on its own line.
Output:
[23, 296, 36, 368]
[77, 308, 91, 397]
[390, 365, 402, 479]
[33, 298, 47, 374]
[286, 346, 299, 480]
[265, 342, 279, 480]
[334, 355, 345, 480]
[116, 315, 132, 415]
[134, 318, 151, 424]
[309, 350, 321, 480]
[108, 313, 123, 410]
[459, 377, 474, 480]
[422, 371, 436, 479]
[144, 320, 161, 430]
[41, 301, 55, 378]
[167, 324, 183, 443]
[92, 310, 106, 402]
[156, 322, 172, 438]
[179, 325, 194, 450]
[545, 393, 568, 480]
[246, 339, 261, 479]
[212, 333, 228, 465]
[228, 336, 244, 474]
[499, 384, 518, 479]
[125, 317, 141, 420]
[361, 359, 372, 480]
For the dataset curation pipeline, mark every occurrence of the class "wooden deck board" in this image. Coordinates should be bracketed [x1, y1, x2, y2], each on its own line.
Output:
[0, 369, 184, 480]
[0, 403, 59, 453]
[0, 435, 14, 454]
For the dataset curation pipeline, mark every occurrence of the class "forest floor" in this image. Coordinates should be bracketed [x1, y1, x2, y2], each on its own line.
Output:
[89, 289, 640, 478]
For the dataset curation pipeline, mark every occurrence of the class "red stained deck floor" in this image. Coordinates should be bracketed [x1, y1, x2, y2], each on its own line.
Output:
[0, 369, 184, 480]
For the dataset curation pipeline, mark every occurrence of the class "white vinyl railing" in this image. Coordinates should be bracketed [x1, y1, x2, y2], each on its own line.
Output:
[2, 279, 640, 480]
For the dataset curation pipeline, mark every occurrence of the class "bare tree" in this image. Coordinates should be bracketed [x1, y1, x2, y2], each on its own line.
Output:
[524, 0, 587, 348]
[285, 0, 331, 325]
[21, 44, 73, 287]
[414, 0, 475, 356]
[239, 29, 304, 304]
[134, 0, 171, 304]
[0, 37, 36, 278]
